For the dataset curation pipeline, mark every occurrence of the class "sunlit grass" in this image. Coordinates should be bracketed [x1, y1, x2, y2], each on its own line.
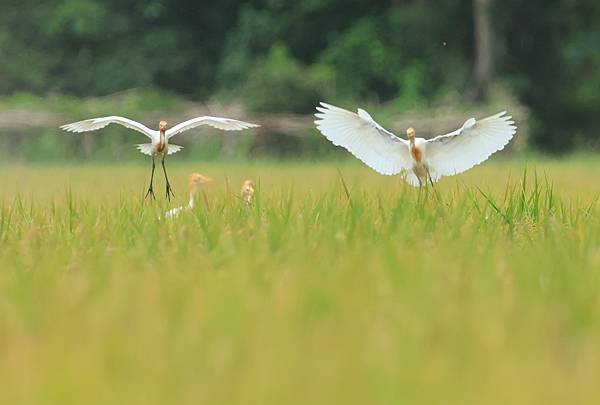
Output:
[0, 159, 599, 404]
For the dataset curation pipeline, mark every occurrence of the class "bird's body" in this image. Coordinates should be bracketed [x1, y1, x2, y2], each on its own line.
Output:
[240, 180, 255, 203]
[61, 116, 259, 199]
[314, 103, 517, 186]
[133, 120, 180, 158]
[164, 173, 212, 219]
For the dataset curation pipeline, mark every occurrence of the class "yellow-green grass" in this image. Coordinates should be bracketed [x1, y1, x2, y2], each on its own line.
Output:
[0, 159, 599, 405]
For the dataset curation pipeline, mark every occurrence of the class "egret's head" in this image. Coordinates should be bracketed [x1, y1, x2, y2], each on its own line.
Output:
[241, 180, 255, 193]
[188, 173, 211, 194]
[159, 121, 168, 131]
[190, 173, 213, 187]
[406, 127, 416, 139]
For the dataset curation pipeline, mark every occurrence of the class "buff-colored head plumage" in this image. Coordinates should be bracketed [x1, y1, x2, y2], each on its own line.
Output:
[159, 121, 168, 131]
[241, 180, 255, 203]
[406, 127, 415, 139]
[189, 173, 212, 193]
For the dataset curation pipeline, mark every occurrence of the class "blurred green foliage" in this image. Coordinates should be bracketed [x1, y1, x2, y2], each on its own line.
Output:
[240, 43, 335, 114]
[0, 0, 599, 152]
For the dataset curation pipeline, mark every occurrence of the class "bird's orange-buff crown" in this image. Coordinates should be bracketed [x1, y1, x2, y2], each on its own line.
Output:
[189, 173, 213, 191]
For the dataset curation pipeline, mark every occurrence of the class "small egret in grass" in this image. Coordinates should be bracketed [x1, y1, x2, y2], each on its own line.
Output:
[61, 115, 259, 200]
[164, 173, 213, 219]
[240, 180, 255, 203]
[314, 102, 517, 187]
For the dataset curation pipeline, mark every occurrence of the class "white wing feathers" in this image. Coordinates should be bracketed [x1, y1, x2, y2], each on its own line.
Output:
[60, 116, 155, 139]
[426, 111, 517, 177]
[314, 102, 412, 176]
[166, 116, 260, 139]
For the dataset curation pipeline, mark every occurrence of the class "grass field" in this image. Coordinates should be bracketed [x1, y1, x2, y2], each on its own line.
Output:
[0, 158, 599, 404]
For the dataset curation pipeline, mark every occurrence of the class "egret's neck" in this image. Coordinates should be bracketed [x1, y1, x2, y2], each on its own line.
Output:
[408, 136, 423, 163]
[188, 186, 197, 209]
[160, 129, 166, 144]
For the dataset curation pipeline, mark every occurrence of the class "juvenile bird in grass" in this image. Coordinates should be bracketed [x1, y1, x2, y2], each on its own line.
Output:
[314, 102, 517, 187]
[60, 115, 259, 200]
[164, 173, 213, 219]
[240, 180, 255, 204]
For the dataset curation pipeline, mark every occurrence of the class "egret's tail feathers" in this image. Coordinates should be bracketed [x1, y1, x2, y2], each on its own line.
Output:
[135, 144, 184, 156]
[136, 144, 154, 156]
[167, 144, 183, 155]
[401, 167, 441, 187]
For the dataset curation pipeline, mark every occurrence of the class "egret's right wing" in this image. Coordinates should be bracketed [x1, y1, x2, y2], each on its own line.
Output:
[60, 116, 155, 139]
[314, 102, 411, 175]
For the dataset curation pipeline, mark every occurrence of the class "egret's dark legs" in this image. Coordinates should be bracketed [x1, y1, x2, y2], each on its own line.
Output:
[161, 156, 175, 201]
[144, 156, 156, 200]
[425, 167, 441, 201]
[426, 167, 435, 187]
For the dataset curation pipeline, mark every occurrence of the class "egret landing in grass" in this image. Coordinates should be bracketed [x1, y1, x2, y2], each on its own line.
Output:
[164, 173, 213, 219]
[314, 102, 517, 187]
[61, 115, 259, 200]
[240, 180, 255, 204]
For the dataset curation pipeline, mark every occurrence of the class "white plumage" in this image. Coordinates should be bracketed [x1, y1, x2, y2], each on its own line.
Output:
[136, 143, 183, 156]
[314, 104, 412, 176]
[166, 116, 259, 139]
[314, 102, 516, 186]
[60, 116, 155, 139]
[425, 112, 516, 180]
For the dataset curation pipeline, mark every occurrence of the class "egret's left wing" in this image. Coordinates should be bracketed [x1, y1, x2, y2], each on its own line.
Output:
[166, 116, 259, 139]
[426, 111, 516, 178]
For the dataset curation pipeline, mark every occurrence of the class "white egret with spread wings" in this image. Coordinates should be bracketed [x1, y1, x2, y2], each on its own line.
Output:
[60, 116, 259, 200]
[314, 103, 516, 187]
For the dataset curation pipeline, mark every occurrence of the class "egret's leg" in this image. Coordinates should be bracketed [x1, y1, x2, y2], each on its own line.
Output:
[144, 156, 156, 200]
[161, 156, 175, 201]
[425, 167, 441, 201]
[415, 174, 425, 206]
[426, 168, 435, 187]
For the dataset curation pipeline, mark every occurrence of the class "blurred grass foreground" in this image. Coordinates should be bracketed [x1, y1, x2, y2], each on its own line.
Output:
[0, 160, 598, 404]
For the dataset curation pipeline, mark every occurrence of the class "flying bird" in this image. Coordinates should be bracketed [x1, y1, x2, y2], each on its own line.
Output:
[240, 180, 255, 204]
[164, 173, 213, 219]
[60, 115, 259, 200]
[314, 102, 516, 187]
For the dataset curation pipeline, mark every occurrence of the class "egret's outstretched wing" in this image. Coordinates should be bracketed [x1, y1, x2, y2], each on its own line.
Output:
[314, 102, 412, 176]
[426, 111, 516, 178]
[166, 116, 259, 139]
[60, 116, 155, 139]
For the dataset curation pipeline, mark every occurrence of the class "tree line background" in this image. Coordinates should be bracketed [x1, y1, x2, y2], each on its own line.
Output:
[0, 0, 599, 158]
